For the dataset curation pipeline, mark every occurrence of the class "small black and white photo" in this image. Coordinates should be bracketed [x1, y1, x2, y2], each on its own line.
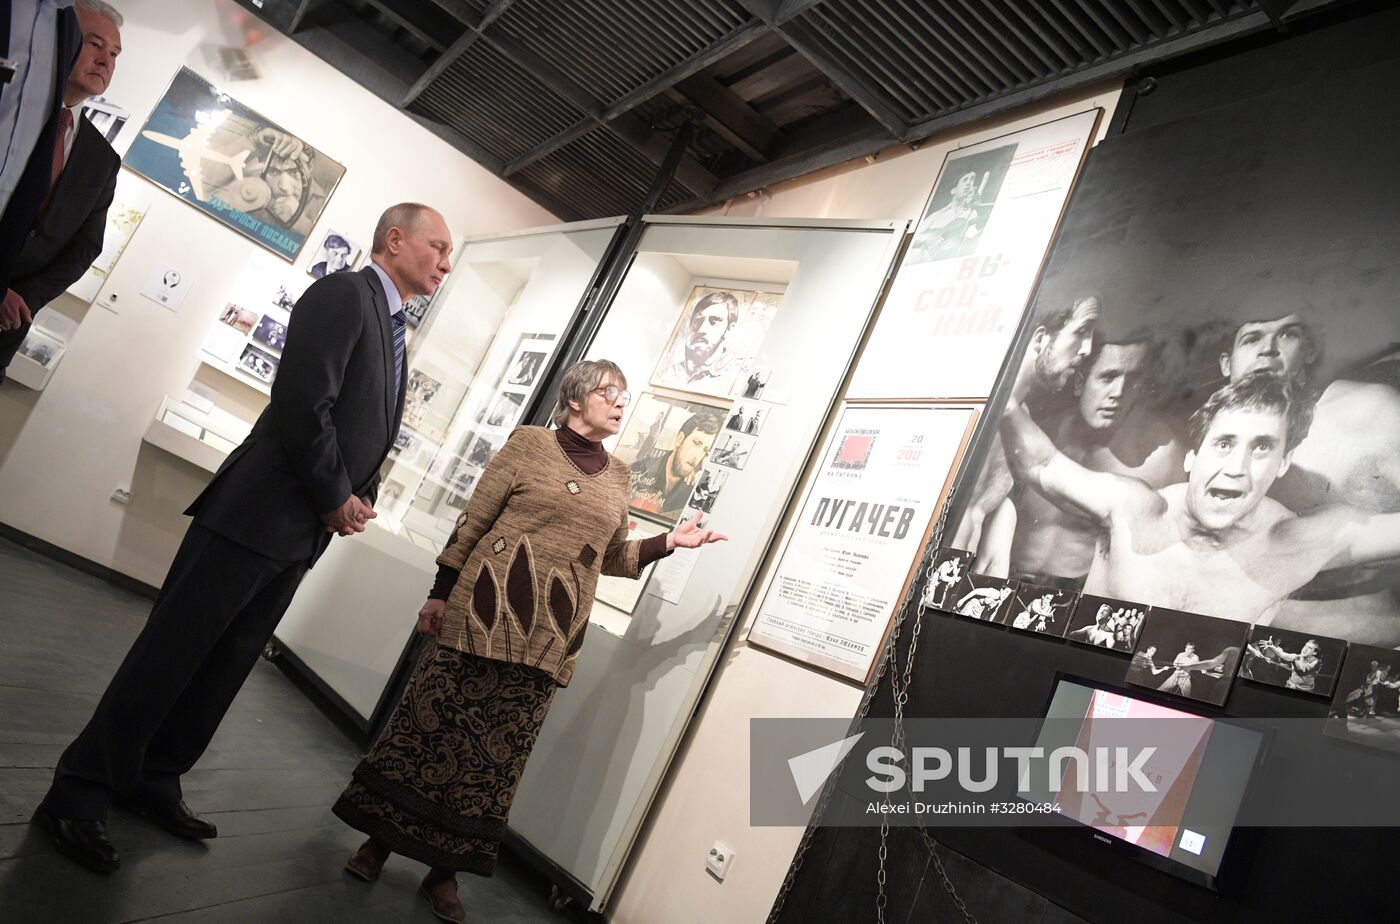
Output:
[1064, 594, 1149, 654]
[467, 434, 499, 468]
[1242, 624, 1346, 698]
[921, 547, 973, 612]
[710, 432, 754, 471]
[17, 330, 65, 368]
[403, 294, 431, 328]
[687, 466, 728, 514]
[237, 344, 279, 385]
[480, 390, 525, 428]
[251, 315, 288, 351]
[507, 349, 547, 388]
[906, 142, 1017, 264]
[950, 573, 1017, 623]
[1326, 643, 1400, 754]
[1127, 608, 1248, 707]
[307, 230, 360, 278]
[272, 284, 297, 313]
[391, 428, 418, 455]
[1000, 583, 1077, 636]
[725, 400, 767, 437]
[734, 364, 771, 400]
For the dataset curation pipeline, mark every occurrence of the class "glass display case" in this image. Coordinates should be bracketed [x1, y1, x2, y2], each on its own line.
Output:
[271, 218, 624, 723]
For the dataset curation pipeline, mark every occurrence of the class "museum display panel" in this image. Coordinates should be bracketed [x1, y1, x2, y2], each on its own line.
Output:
[270, 219, 622, 725]
[505, 215, 907, 910]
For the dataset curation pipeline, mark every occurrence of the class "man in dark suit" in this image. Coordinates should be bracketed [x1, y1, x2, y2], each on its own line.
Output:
[0, 0, 121, 381]
[0, 1, 83, 274]
[35, 203, 455, 873]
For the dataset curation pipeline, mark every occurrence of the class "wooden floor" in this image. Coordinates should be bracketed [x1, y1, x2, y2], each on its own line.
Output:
[0, 537, 582, 924]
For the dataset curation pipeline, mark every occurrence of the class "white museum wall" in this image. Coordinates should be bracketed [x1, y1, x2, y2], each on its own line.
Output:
[609, 83, 1123, 924]
[0, 0, 555, 586]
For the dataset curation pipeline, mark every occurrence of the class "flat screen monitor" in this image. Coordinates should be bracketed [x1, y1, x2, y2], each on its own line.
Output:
[1023, 674, 1268, 891]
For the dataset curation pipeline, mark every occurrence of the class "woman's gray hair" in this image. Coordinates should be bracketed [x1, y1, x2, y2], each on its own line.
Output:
[552, 359, 627, 427]
[76, 0, 124, 28]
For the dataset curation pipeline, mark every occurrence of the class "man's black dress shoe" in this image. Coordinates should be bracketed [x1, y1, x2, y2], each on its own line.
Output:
[33, 806, 120, 873]
[115, 797, 218, 840]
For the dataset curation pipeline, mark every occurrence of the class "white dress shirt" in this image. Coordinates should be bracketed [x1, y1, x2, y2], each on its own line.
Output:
[0, 0, 72, 214]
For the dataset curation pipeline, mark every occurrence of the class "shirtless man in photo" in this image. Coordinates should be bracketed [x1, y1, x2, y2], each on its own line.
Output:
[999, 370, 1400, 626]
[1220, 314, 1400, 645]
[976, 338, 1184, 582]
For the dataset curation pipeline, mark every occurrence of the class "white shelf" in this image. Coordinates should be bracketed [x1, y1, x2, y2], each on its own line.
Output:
[6, 352, 55, 390]
[199, 353, 273, 396]
[140, 397, 254, 473]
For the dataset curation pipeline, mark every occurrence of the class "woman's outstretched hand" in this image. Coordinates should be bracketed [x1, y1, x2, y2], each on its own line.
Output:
[417, 598, 445, 636]
[667, 515, 728, 550]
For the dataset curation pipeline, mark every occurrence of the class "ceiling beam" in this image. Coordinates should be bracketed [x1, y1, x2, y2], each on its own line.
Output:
[401, 0, 519, 105]
[671, 74, 783, 161]
[733, 0, 909, 139]
[479, 30, 718, 195]
[359, 0, 459, 53]
[597, 22, 767, 120]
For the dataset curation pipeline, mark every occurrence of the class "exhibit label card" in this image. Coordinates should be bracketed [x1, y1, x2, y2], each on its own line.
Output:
[849, 109, 1100, 400]
[747, 403, 977, 683]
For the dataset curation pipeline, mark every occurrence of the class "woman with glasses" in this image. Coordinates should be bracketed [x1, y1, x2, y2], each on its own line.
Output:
[332, 359, 725, 922]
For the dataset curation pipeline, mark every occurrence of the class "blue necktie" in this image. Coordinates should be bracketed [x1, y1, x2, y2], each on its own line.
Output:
[391, 310, 406, 396]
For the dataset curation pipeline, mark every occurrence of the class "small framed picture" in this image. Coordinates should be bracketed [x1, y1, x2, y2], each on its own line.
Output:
[1127, 608, 1248, 707]
[1000, 584, 1077, 637]
[1064, 595, 1150, 654]
[17, 329, 66, 368]
[1243, 625, 1346, 698]
[949, 573, 1017, 623]
[237, 344, 279, 385]
[218, 302, 258, 334]
[307, 230, 361, 278]
[1326, 643, 1400, 753]
[251, 315, 288, 351]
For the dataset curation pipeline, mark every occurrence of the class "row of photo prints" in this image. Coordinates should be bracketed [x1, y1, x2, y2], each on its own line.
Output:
[925, 547, 1400, 754]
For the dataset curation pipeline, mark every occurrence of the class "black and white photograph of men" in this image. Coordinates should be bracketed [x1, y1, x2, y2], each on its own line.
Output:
[18, 331, 64, 368]
[906, 143, 1016, 264]
[687, 466, 727, 514]
[944, 85, 1400, 650]
[308, 230, 359, 278]
[726, 399, 766, 436]
[951, 574, 1016, 623]
[251, 315, 287, 351]
[466, 434, 498, 468]
[653, 285, 783, 400]
[237, 344, 278, 385]
[1001, 584, 1076, 636]
[1127, 608, 1247, 707]
[1325, 643, 1400, 754]
[735, 365, 771, 400]
[921, 548, 972, 612]
[710, 432, 754, 471]
[1242, 624, 1345, 698]
[1064, 594, 1147, 653]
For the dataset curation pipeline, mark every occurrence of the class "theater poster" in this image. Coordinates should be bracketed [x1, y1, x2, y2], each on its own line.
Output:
[123, 68, 345, 261]
[748, 403, 978, 683]
[850, 109, 1100, 401]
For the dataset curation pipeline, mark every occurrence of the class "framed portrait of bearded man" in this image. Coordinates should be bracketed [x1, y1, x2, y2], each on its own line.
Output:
[943, 82, 1400, 650]
[123, 67, 345, 262]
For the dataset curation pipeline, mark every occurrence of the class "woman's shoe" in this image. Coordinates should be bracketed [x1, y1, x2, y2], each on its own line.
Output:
[420, 869, 466, 923]
[343, 838, 390, 882]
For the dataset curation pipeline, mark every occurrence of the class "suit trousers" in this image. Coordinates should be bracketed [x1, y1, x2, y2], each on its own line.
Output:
[42, 524, 310, 820]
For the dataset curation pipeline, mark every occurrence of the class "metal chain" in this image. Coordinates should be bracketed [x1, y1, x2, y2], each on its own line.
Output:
[767, 487, 976, 924]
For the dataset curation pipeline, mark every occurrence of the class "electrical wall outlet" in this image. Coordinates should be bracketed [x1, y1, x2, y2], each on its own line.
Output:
[706, 841, 735, 881]
[111, 487, 132, 504]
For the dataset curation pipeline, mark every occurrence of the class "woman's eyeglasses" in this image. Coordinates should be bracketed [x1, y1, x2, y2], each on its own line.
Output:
[592, 385, 632, 406]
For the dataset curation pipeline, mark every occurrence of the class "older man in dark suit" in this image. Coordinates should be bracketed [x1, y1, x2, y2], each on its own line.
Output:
[35, 203, 454, 874]
[0, 0, 121, 382]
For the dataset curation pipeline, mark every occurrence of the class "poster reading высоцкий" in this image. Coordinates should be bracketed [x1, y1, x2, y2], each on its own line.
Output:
[747, 404, 977, 683]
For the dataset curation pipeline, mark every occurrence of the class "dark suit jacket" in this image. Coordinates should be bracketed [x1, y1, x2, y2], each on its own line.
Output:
[187, 267, 407, 564]
[8, 116, 119, 311]
[0, 5, 81, 290]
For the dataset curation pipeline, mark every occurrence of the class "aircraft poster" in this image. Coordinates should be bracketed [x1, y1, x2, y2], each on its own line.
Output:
[123, 67, 345, 261]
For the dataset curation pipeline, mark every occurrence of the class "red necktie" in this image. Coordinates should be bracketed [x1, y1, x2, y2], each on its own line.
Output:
[39, 108, 74, 217]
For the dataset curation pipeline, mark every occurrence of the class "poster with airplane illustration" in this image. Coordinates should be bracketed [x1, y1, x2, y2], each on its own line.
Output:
[123, 68, 345, 261]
